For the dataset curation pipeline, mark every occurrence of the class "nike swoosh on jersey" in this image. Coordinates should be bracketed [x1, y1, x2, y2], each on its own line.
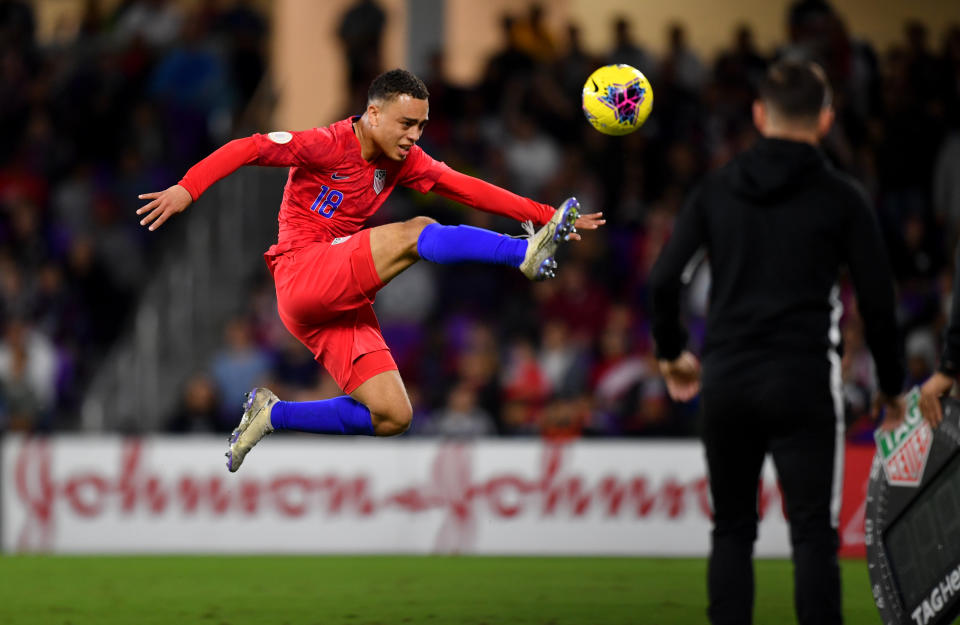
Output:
[331, 173, 349, 180]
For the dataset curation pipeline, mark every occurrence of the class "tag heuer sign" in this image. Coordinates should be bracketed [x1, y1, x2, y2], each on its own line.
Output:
[867, 396, 960, 625]
[874, 387, 933, 487]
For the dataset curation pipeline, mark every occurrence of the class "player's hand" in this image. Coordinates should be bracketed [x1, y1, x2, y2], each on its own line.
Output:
[658, 350, 701, 402]
[919, 372, 955, 428]
[137, 185, 193, 231]
[565, 212, 605, 242]
[874, 392, 907, 432]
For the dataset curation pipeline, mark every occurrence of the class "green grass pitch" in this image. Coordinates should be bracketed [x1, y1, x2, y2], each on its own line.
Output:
[0, 556, 880, 624]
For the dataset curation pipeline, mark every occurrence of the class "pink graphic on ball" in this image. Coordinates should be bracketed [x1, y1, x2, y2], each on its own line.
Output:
[599, 78, 646, 125]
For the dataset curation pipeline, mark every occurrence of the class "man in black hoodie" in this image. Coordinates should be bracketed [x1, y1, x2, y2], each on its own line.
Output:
[649, 61, 906, 625]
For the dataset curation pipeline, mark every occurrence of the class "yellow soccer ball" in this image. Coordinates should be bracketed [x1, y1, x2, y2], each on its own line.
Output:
[581, 64, 653, 136]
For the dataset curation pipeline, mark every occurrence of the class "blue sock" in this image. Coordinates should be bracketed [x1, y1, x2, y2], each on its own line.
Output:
[416, 223, 527, 268]
[270, 396, 375, 435]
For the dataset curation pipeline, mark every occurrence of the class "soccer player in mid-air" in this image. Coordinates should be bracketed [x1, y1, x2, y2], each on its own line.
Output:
[137, 69, 604, 471]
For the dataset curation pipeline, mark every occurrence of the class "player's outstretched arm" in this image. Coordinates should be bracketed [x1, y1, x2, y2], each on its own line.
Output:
[429, 168, 606, 234]
[137, 129, 322, 232]
[137, 184, 193, 231]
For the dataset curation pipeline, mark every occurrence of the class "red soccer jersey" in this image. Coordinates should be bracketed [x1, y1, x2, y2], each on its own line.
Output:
[253, 117, 448, 254]
[178, 116, 556, 255]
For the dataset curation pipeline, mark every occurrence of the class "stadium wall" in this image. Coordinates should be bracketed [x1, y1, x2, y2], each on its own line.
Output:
[0, 436, 875, 556]
[443, 0, 958, 87]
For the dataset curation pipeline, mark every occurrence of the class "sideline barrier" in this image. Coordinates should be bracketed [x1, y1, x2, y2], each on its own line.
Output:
[0, 436, 872, 555]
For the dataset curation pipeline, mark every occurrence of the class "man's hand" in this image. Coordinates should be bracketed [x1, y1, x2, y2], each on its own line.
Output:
[565, 212, 605, 241]
[874, 392, 907, 432]
[137, 185, 193, 231]
[658, 350, 701, 402]
[919, 371, 955, 428]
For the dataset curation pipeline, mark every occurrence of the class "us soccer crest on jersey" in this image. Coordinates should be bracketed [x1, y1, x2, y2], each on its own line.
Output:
[373, 169, 387, 195]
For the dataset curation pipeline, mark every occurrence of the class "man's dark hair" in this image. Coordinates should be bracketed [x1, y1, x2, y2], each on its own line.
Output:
[368, 69, 429, 103]
[758, 60, 832, 122]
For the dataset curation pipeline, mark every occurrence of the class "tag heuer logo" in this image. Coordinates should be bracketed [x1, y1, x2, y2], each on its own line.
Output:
[373, 169, 387, 195]
[874, 387, 933, 487]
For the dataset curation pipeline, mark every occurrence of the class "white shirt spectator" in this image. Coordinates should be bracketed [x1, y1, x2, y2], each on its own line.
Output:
[0, 323, 57, 413]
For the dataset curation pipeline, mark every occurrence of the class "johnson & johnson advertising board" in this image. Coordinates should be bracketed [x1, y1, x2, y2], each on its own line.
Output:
[1, 436, 801, 555]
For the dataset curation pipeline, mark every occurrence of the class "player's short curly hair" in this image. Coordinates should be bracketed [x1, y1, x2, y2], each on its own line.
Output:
[368, 69, 429, 103]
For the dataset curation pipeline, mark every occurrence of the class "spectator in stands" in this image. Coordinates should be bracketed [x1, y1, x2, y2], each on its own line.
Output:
[426, 383, 497, 438]
[661, 22, 707, 94]
[113, 0, 183, 48]
[481, 14, 535, 114]
[210, 316, 271, 426]
[168, 373, 222, 433]
[608, 16, 658, 84]
[513, 3, 557, 64]
[556, 24, 598, 102]
[338, 0, 386, 111]
[0, 318, 56, 431]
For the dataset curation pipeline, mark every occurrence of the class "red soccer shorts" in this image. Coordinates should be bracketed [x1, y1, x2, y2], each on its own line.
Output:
[265, 229, 398, 393]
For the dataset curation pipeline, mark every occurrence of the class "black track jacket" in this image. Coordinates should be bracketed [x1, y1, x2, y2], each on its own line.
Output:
[649, 137, 904, 397]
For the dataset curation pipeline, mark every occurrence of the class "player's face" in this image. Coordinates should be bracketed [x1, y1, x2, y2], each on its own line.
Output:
[373, 94, 429, 161]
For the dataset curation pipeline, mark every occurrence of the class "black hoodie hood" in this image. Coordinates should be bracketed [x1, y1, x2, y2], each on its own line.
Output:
[725, 137, 827, 202]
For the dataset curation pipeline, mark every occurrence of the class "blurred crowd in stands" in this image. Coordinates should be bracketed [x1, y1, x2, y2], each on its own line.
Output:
[2, 0, 959, 441]
[0, 0, 269, 431]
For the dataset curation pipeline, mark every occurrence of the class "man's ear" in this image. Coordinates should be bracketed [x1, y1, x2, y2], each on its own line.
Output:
[752, 100, 767, 134]
[817, 106, 835, 139]
[367, 102, 380, 128]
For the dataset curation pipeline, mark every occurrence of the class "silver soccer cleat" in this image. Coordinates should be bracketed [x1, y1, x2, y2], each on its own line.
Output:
[225, 387, 279, 473]
[518, 197, 579, 281]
